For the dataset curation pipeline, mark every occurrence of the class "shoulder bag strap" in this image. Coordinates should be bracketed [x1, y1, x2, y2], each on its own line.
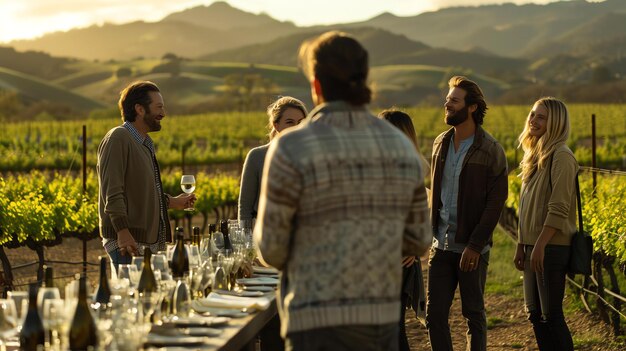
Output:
[575, 172, 583, 232]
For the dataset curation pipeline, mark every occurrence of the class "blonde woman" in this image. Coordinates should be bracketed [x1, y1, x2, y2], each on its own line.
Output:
[238, 96, 307, 222]
[513, 97, 578, 351]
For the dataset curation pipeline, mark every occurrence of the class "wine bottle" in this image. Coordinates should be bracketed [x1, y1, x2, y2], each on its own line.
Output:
[93, 256, 111, 305]
[137, 248, 157, 294]
[207, 223, 217, 261]
[37, 266, 60, 317]
[19, 283, 45, 351]
[69, 275, 98, 351]
[221, 220, 233, 251]
[44, 266, 54, 288]
[192, 226, 200, 246]
[171, 228, 190, 279]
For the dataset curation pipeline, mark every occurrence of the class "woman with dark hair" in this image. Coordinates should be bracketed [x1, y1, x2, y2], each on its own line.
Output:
[379, 109, 429, 351]
[237, 96, 307, 222]
[514, 97, 577, 350]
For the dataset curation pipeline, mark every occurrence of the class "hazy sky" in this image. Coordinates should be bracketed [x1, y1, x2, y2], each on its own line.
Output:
[0, 0, 573, 43]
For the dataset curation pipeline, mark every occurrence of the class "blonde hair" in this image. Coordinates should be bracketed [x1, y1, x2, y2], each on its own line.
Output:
[518, 97, 570, 183]
[266, 96, 307, 140]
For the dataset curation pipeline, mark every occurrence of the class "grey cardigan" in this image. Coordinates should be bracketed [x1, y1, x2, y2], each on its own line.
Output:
[238, 144, 269, 221]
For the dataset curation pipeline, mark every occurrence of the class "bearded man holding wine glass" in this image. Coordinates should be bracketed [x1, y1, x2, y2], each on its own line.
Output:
[97, 81, 196, 272]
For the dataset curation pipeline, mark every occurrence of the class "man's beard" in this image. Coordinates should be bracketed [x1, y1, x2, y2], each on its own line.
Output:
[143, 109, 162, 132]
[445, 105, 469, 126]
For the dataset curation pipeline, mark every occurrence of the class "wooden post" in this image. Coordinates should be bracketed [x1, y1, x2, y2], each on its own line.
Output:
[181, 145, 186, 174]
[591, 114, 597, 192]
[82, 125, 87, 274]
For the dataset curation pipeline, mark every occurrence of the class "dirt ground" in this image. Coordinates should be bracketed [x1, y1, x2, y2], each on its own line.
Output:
[2, 237, 623, 350]
[404, 292, 621, 351]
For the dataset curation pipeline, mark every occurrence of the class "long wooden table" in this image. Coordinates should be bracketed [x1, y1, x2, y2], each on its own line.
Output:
[143, 292, 278, 351]
[213, 296, 277, 351]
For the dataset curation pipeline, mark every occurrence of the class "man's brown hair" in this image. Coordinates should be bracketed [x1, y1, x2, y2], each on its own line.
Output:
[448, 76, 487, 125]
[118, 81, 160, 122]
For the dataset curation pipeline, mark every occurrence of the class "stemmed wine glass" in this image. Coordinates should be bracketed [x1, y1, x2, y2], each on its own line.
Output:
[180, 175, 196, 211]
[0, 299, 18, 351]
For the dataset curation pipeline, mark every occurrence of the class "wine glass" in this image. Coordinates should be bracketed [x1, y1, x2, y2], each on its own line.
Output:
[188, 245, 201, 268]
[131, 256, 145, 271]
[180, 175, 196, 211]
[118, 264, 139, 288]
[151, 253, 168, 272]
[0, 299, 18, 350]
[43, 298, 66, 350]
[6, 291, 28, 328]
[37, 286, 60, 318]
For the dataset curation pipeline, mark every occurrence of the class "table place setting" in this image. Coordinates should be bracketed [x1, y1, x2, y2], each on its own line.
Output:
[212, 289, 265, 297]
[161, 315, 230, 328]
[150, 323, 223, 337]
[236, 277, 279, 286]
[242, 285, 275, 292]
[252, 266, 279, 275]
[191, 292, 271, 314]
[144, 334, 211, 348]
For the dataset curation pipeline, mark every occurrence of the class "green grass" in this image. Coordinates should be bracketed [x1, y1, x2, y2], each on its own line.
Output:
[486, 227, 524, 297]
[486, 316, 505, 329]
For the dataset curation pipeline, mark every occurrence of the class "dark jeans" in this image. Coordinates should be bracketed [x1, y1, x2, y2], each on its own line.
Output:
[426, 248, 489, 351]
[285, 324, 399, 351]
[260, 314, 284, 351]
[107, 248, 132, 275]
[523, 245, 573, 351]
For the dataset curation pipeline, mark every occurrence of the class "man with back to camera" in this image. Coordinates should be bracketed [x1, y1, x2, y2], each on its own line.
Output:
[426, 76, 508, 351]
[254, 31, 432, 351]
[97, 81, 196, 271]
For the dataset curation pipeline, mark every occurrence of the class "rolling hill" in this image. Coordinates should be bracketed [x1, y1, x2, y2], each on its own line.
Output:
[201, 27, 527, 78]
[0, 66, 104, 110]
[9, 2, 302, 61]
[352, 0, 626, 58]
[3, 0, 626, 113]
[0, 46, 77, 80]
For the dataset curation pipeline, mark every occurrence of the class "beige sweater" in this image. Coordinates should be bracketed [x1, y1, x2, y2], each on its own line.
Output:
[518, 144, 579, 246]
[254, 101, 432, 336]
[97, 126, 161, 244]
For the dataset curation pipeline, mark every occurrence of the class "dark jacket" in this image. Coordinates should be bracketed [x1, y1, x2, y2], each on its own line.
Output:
[430, 126, 508, 253]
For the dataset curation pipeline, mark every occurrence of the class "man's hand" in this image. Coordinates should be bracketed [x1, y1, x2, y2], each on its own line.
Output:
[402, 256, 416, 268]
[169, 193, 197, 210]
[460, 246, 481, 272]
[117, 229, 138, 256]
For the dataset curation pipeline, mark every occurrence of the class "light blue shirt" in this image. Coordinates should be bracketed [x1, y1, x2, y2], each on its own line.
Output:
[433, 134, 482, 253]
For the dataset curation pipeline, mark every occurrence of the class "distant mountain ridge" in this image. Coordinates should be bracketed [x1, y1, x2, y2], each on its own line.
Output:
[201, 27, 527, 78]
[8, 0, 625, 64]
[3, 0, 626, 113]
